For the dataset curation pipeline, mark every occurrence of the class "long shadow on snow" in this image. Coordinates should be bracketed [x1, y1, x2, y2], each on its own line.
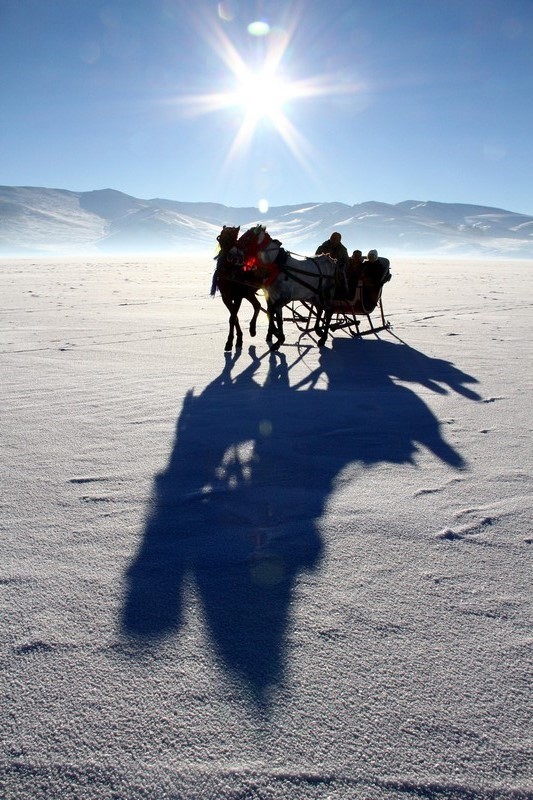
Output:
[121, 337, 480, 700]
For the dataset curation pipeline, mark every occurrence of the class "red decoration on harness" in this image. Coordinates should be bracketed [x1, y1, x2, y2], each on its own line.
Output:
[240, 228, 273, 272]
[237, 226, 279, 284]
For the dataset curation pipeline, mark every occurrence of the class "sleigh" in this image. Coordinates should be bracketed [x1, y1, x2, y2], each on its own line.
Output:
[289, 269, 392, 340]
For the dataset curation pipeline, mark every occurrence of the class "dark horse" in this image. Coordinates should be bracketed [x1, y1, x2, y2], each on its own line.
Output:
[211, 225, 264, 352]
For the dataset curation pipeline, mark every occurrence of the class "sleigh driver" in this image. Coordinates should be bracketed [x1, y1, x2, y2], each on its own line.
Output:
[315, 232, 350, 299]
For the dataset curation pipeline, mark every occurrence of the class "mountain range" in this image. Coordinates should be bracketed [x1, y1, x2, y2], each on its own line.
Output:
[1, 185, 532, 257]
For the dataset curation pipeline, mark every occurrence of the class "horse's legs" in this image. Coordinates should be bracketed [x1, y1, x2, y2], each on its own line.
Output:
[222, 297, 234, 351]
[266, 301, 274, 342]
[232, 298, 244, 349]
[266, 301, 275, 343]
[317, 307, 333, 347]
[223, 297, 243, 351]
[248, 294, 261, 338]
[313, 306, 324, 335]
[268, 306, 285, 351]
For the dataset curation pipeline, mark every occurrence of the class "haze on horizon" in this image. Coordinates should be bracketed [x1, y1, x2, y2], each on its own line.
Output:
[1, 0, 532, 216]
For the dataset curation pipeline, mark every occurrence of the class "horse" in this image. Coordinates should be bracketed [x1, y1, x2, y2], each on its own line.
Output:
[211, 225, 264, 352]
[234, 225, 339, 350]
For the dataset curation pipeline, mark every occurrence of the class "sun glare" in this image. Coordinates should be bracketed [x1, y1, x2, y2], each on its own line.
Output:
[170, 10, 364, 197]
[233, 71, 290, 121]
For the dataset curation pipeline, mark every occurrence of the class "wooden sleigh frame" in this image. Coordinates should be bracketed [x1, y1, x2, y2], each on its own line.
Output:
[288, 278, 391, 340]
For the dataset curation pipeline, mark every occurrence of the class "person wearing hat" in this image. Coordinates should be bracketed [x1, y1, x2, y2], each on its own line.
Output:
[364, 249, 391, 286]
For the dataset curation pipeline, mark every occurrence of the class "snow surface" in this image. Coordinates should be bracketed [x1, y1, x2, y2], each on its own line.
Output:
[1, 255, 532, 800]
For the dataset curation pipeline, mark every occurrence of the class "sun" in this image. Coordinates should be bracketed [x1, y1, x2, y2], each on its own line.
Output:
[232, 70, 291, 123]
[168, 13, 363, 181]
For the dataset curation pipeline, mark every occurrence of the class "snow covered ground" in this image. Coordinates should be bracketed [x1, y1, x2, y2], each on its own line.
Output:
[1, 254, 532, 799]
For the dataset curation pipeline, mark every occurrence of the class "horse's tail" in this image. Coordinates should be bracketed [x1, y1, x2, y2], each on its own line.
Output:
[210, 268, 218, 296]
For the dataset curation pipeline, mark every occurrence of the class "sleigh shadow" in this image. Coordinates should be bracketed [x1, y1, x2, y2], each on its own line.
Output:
[121, 338, 480, 702]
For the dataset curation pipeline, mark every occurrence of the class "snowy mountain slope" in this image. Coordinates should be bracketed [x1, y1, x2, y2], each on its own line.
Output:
[0, 185, 532, 256]
[0, 186, 107, 253]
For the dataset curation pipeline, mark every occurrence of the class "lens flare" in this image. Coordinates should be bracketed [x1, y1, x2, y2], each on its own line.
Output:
[248, 20, 270, 37]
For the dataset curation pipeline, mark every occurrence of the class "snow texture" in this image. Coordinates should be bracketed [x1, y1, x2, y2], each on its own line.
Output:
[1, 254, 532, 799]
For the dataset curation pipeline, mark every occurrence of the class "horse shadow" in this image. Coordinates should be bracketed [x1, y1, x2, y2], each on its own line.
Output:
[120, 338, 480, 702]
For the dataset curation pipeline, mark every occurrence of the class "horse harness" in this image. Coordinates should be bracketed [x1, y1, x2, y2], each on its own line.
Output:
[274, 248, 338, 305]
[217, 231, 338, 306]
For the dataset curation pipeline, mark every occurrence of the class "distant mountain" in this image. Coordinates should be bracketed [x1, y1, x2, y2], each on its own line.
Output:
[1, 185, 532, 257]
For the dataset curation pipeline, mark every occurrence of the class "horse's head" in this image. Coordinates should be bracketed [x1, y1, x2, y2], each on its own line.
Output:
[217, 225, 240, 253]
[237, 225, 280, 270]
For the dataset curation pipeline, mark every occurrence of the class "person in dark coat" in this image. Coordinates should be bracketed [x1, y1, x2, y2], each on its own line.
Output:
[315, 232, 349, 269]
[364, 249, 391, 286]
[316, 232, 350, 298]
[359, 249, 391, 310]
[346, 249, 365, 296]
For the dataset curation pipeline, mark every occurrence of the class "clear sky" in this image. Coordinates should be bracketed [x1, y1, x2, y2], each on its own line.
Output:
[1, 0, 532, 214]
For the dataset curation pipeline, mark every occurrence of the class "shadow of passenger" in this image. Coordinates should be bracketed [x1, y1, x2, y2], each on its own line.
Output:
[121, 338, 479, 700]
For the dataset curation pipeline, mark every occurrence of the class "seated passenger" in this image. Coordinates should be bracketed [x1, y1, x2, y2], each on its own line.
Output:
[346, 249, 365, 296]
[364, 249, 391, 286]
[357, 249, 391, 311]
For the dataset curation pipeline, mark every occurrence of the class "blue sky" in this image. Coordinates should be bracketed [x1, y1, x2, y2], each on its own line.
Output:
[1, 0, 532, 214]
